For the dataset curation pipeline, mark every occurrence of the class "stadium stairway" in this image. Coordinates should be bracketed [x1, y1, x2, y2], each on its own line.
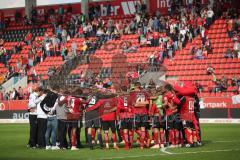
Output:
[164, 19, 240, 97]
[138, 65, 167, 86]
[47, 55, 85, 87]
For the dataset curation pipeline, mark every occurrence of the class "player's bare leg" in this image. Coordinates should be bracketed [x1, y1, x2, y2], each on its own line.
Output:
[140, 127, 146, 149]
[87, 128, 93, 150]
[151, 128, 160, 149]
[123, 129, 130, 150]
[97, 128, 103, 149]
[104, 130, 110, 149]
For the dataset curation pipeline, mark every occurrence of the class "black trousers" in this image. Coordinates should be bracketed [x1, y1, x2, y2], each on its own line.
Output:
[37, 118, 47, 148]
[58, 119, 68, 148]
[29, 114, 38, 147]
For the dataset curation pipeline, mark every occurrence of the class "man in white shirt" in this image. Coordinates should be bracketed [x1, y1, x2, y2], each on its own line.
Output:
[36, 89, 47, 148]
[28, 87, 43, 148]
[206, 8, 214, 27]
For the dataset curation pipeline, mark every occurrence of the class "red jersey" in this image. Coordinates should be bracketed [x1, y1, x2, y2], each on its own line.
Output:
[117, 94, 134, 119]
[85, 94, 101, 112]
[130, 90, 149, 115]
[180, 96, 195, 121]
[173, 83, 197, 121]
[163, 91, 180, 116]
[100, 97, 118, 121]
[68, 96, 82, 114]
[149, 103, 161, 116]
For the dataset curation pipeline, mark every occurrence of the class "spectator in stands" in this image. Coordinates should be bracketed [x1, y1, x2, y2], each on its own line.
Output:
[15, 11, 22, 23]
[148, 78, 156, 88]
[31, 67, 37, 83]
[224, 48, 234, 59]
[58, 5, 64, 16]
[61, 45, 68, 61]
[194, 47, 205, 59]
[25, 32, 33, 45]
[227, 18, 234, 38]
[205, 37, 212, 54]
[167, 40, 174, 60]
[51, 35, 60, 56]
[65, 4, 72, 14]
[206, 7, 214, 27]
[237, 76, 240, 87]
[11, 88, 19, 100]
[55, 25, 63, 41]
[201, 27, 208, 45]
[15, 42, 22, 53]
[194, 82, 203, 93]
[45, 40, 52, 57]
[233, 40, 239, 58]
[206, 65, 215, 75]
[3, 91, 10, 100]
[152, 31, 160, 47]
[189, 45, 197, 55]
[61, 28, 68, 44]
[71, 40, 77, 57]
[47, 67, 55, 77]
[18, 87, 24, 100]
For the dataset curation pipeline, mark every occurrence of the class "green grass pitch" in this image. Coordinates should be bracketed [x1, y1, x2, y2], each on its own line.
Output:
[0, 124, 239, 160]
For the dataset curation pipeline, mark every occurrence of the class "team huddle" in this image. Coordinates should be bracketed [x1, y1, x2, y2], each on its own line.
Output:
[28, 81, 202, 150]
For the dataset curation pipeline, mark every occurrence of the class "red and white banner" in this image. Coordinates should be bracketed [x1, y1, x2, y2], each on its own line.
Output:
[0, 100, 28, 111]
[200, 97, 240, 109]
[149, 0, 171, 15]
[89, 0, 142, 17]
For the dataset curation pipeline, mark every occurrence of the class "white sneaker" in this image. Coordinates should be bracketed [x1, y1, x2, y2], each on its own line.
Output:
[151, 140, 154, 144]
[150, 144, 160, 149]
[169, 145, 176, 148]
[46, 146, 51, 150]
[71, 146, 78, 150]
[120, 140, 125, 144]
[197, 142, 202, 146]
[160, 144, 164, 148]
[51, 146, 60, 150]
[185, 144, 191, 148]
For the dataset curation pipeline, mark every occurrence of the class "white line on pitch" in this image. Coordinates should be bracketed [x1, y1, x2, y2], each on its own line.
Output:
[160, 147, 173, 155]
[99, 148, 240, 160]
[212, 140, 240, 143]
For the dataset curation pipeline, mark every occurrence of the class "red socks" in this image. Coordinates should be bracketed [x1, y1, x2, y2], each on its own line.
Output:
[192, 130, 197, 143]
[92, 129, 96, 140]
[180, 131, 184, 145]
[184, 129, 193, 144]
[135, 130, 141, 138]
[124, 132, 129, 147]
[120, 129, 124, 141]
[129, 130, 134, 145]
[169, 130, 175, 145]
[153, 132, 159, 144]
[104, 132, 109, 144]
[71, 130, 76, 147]
[174, 129, 179, 145]
[160, 130, 165, 145]
[112, 133, 117, 143]
[140, 131, 146, 147]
